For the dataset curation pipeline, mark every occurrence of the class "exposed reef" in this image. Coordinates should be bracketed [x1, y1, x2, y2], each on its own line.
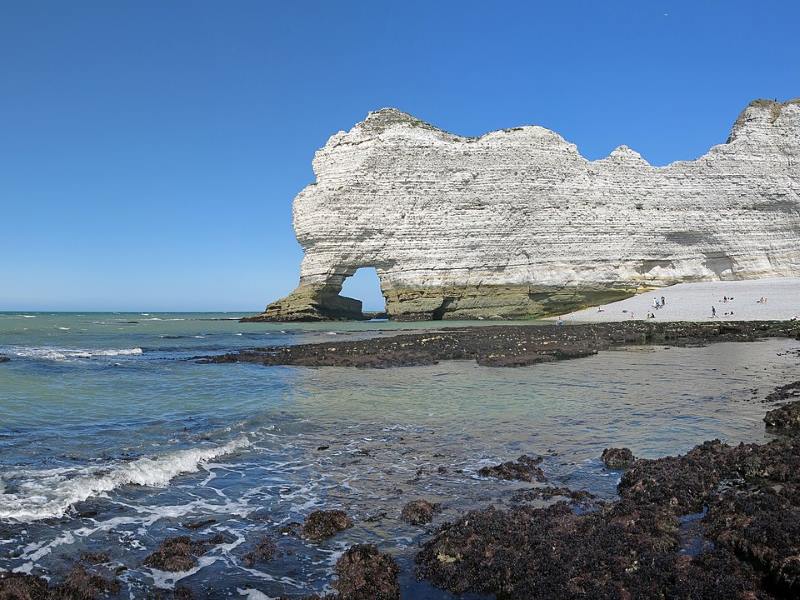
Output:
[601, 447, 636, 470]
[416, 401, 800, 600]
[203, 321, 800, 369]
[249, 98, 800, 321]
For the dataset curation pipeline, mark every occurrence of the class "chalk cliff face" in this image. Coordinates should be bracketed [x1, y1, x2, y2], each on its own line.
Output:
[250, 99, 800, 321]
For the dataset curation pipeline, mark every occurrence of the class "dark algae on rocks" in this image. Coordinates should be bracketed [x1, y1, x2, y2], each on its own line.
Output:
[601, 447, 636, 470]
[416, 396, 800, 599]
[206, 320, 800, 369]
[331, 544, 400, 600]
[278, 544, 400, 600]
[764, 400, 800, 429]
[0, 563, 120, 599]
[143, 534, 226, 572]
[478, 454, 546, 482]
[300, 510, 353, 541]
[400, 500, 441, 525]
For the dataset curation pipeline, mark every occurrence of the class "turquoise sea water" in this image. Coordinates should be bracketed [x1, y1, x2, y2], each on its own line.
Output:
[0, 312, 798, 598]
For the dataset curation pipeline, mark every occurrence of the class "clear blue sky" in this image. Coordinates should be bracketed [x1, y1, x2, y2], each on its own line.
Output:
[1, 1, 798, 311]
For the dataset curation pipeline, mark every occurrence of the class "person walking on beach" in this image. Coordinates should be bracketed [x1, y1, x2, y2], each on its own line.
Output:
[712, 306, 716, 317]
[661, 295, 665, 306]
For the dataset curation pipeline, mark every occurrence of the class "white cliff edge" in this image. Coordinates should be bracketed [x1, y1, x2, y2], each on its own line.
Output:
[247, 99, 800, 322]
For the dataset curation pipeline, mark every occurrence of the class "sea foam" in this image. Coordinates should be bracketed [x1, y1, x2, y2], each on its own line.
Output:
[5, 346, 144, 361]
[0, 437, 251, 522]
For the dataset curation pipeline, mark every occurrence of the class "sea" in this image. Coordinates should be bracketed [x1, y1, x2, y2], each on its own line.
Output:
[1, 312, 798, 598]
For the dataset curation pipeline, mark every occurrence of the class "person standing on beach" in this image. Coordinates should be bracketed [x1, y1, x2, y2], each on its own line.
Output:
[661, 295, 665, 306]
[712, 306, 716, 317]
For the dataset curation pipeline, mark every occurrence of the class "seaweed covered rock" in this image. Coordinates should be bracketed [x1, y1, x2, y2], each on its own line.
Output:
[510, 486, 595, 503]
[415, 501, 767, 599]
[764, 400, 800, 430]
[617, 440, 737, 513]
[143, 534, 224, 572]
[765, 380, 800, 403]
[0, 572, 50, 599]
[601, 447, 636, 469]
[333, 544, 400, 600]
[0, 566, 120, 600]
[703, 438, 800, 596]
[478, 454, 545, 482]
[51, 565, 120, 599]
[242, 536, 278, 567]
[417, 402, 800, 600]
[301, 510, 352, 541]
[400, 500, 441, 525]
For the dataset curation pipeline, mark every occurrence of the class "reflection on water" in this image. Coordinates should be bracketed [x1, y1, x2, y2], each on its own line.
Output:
[0, 313, 797, 598]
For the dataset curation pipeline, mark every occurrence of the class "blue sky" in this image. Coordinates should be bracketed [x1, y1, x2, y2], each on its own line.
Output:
[1, 1, 798, 311]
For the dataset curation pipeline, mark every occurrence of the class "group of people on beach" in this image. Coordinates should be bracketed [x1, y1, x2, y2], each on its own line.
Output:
[646, 295, 666, 319]
[712, 295, 738, 318]
[711, 306, 735, 317]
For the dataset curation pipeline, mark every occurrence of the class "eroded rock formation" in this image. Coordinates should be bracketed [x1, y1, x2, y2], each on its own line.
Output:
[249, 99, 800, 321]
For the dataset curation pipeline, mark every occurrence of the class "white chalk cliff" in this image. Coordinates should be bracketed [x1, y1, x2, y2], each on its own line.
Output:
[249, 99, 800, 321]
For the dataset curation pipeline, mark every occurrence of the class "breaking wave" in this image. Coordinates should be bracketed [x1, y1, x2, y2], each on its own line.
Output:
[0, 437, 251, 522]
[4, 346, 144, 361]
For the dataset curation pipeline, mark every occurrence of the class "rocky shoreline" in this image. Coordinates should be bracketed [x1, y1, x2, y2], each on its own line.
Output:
[203, 320, 800, 368]
[416, 396, 800, 599]
[3, 323, 799, 599]
[3, 387, 799, 598]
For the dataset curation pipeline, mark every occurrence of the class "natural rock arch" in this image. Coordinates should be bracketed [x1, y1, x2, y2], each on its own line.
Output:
[340, 267, 388, 316]
[245, 98, 800, 322]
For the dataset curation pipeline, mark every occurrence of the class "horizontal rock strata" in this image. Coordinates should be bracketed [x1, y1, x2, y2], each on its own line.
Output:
[250, 98, 800, 321]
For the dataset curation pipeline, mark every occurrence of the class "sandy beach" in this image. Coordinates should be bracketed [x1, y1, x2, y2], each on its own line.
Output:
[555, 277, 800, 323]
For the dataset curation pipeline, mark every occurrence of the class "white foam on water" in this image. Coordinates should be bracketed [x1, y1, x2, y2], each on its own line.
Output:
[4, 346, 144, 361]
[0, 437, 251, 522]
[94, 348, 144, 356]
[237, 589, 275, 600]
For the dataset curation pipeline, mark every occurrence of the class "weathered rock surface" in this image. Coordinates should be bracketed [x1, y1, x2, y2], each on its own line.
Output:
[764, 399, 800, 430]
[332, 544, 400, 600]
[0, 564, 120, 600]
[204, 320, 800, 369]
[478, 454, 546, 482]
[301, 509, 353, 541]
[280, 544, 400, 600]
[241, 536, 278, 567]
[601, 447, 636, 469]
[766, 380, 800, 403]
[143, 534, 225, 572]
[418, 432, 800, 599]
[250, 99, 800, 321]
[400, 500, 441, 525]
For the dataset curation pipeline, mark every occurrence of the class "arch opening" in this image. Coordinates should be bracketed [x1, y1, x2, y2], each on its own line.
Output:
[339, 267, 387, 319]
